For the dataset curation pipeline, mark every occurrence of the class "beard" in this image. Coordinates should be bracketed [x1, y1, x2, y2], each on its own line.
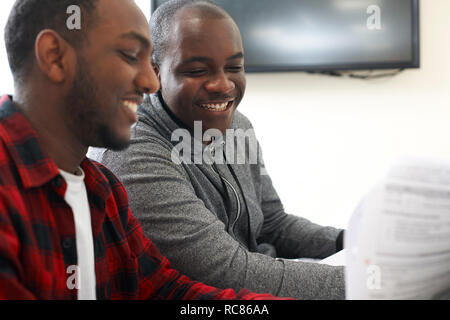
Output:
[64, 54, 131, 151]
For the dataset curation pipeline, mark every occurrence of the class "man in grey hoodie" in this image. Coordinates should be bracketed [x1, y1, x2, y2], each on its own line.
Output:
[89, 0, 345, 299]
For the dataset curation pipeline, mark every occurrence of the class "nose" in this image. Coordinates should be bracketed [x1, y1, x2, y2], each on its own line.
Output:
[204, 71, 235, 94]
[135, 60, 160, 94]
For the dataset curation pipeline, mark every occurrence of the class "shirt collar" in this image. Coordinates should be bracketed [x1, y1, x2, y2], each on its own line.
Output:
[0, 95, 112, 202]
[0, 95, 60, 189]
[157, 91, 189, 131]
[81, 158, 112, 203]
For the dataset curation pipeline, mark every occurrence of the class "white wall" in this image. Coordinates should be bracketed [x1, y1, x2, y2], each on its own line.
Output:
[239, 0, 450, 228]
[0, 1, 15, 95]
[1, 1, 448, 230]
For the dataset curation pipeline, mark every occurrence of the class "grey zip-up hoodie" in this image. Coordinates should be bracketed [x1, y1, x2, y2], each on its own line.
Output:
[89, 93, 345, 299]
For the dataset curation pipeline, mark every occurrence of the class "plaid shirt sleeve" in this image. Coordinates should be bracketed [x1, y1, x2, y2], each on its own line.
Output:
[102, 164, 290, 300]
[125, 211, 287, 300]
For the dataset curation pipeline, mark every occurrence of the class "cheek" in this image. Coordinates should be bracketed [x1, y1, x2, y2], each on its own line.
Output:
[235, 75, 246, 95]
[95, 58, 133, 92]
[163, 79, 197, 110]
[235, 78, 246, 107]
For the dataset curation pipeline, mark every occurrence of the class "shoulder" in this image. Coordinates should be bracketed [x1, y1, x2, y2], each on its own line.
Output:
[88, 126, 174, 172]
[0, 139, 20, 188]
[88, 133, 189, 185]
[132, 121, 174, 154]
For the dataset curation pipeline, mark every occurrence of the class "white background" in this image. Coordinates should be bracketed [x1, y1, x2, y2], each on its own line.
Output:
[1, 1, 449, 230]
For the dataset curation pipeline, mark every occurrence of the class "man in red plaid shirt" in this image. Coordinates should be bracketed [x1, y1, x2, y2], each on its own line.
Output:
[0, 0, 290, 300]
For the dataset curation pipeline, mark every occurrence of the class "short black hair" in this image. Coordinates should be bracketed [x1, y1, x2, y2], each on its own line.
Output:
[4, 0, 99, 85]
[150, 0, 231, 66]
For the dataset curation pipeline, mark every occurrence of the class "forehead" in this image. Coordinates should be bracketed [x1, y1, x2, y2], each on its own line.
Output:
[168, 9, 243, 59]
[90, 0, 151, 44]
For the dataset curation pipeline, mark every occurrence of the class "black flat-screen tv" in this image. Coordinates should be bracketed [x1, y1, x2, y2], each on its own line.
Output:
[151, 0, 420, 73]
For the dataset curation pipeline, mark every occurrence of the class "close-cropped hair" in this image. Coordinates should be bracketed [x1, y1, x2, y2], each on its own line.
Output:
[150, 0, 231, 66]
[4, 0, 99, 85]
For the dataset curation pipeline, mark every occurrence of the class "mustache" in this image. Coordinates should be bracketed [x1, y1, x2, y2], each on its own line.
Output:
[204, 93, 236, 101]
[132, 89, 145, 98]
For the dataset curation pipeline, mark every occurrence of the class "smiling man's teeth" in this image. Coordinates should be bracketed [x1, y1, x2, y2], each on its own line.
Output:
[199, 102, 230, 111]
[123, 100, 138, 113]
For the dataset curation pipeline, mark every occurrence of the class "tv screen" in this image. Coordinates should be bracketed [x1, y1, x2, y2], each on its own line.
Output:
[151, 0, 420, 72]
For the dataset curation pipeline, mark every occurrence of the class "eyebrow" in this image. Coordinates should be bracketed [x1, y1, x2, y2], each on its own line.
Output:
[181, 52, 244, 65]
[228, 52, 244, 60]
[119, 31, 151, 49]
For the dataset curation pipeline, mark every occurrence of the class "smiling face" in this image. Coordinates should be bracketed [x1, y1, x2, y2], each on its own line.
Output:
[65, 0, 159, 150]
[157, 8, 246, 134]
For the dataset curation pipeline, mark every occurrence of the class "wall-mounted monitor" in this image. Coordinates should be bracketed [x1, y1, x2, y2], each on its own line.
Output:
[151, 0, 420, 73]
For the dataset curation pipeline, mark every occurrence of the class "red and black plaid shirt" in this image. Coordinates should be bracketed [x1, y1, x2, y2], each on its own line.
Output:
[0, 95, 287, 300]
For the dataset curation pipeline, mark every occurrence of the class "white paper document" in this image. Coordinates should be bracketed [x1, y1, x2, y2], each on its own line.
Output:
[345, 157, 450, 299]
[319, 249, 346, 266]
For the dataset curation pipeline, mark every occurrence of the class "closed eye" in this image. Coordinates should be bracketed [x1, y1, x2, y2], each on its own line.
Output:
[183, 69, 208, 77]
[226, 65, 244, 73]
[119, 50, 138, 63]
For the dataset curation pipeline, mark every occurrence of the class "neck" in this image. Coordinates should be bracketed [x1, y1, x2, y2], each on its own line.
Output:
[14, 92, 88, 174]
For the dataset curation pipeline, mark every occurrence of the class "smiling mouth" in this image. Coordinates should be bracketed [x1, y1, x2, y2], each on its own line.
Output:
[122, 100, 139, 114]
[198, 100, 234, 112]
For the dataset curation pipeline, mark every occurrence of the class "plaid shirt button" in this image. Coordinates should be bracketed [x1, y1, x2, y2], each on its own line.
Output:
[62, 238, 74, 249]
[53, 176, 63, 187]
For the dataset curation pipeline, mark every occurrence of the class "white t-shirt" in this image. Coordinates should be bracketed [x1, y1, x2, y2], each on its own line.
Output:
[59, 168, 96, 300]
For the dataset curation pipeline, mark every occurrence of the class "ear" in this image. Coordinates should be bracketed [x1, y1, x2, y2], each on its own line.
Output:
[152, 62, 161, 83]
[34, 29, 74, 83]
